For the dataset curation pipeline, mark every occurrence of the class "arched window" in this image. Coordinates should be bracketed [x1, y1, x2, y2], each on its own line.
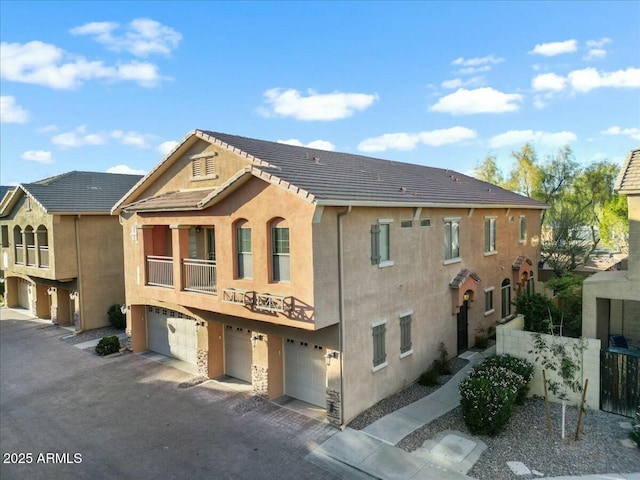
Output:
[24, 226, 35, 266]
[270, 218, 290, 282]
[13, 226, 24, 264]
[235, 219, 252, 279]
[37, 225, 49, 268]
[526, 270, 535, 295]
[501, 279, 511, 319]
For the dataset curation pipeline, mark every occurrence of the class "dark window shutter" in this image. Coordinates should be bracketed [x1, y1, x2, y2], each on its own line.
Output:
[370, 224, 381, 265]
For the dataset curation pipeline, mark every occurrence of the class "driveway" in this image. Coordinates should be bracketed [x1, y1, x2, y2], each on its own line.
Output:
[0, 308, 339, 480]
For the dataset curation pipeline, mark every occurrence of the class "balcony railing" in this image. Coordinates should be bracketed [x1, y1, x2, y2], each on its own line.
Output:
[26, 246, 36, 266]
[39, 246, 49, 268]
[147, 255, 174, 288]
[254, 293, 293, 313]
[15, 244, 24, 265]
[183, 258, 217, 294]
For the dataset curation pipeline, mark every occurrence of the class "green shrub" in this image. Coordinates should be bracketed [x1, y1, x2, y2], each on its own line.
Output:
[434, 342, 452, 375]
[418, 364, 440, 387]
[514, 293, 559, 333]
[480, 355, 534, 404]
[107, 304, 126, 330]
[459, 366, 518, 436]
[95, 335, 121, 356]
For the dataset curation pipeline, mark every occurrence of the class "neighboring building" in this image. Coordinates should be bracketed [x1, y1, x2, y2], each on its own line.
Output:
[112, 130, 545, 426]
[0, 171, 142, 330]
[583, 148, 640, 346]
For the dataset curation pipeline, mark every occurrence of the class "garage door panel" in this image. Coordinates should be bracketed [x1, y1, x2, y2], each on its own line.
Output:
[147, 308, 197, 365]
[285, 340, 326, 407]
[224, 326, 252, 383]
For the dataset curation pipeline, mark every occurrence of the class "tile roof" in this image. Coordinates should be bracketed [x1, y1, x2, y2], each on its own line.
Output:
[202, 131, 546, 208]
[449, 269, 481, 288]
[615, 148, 640, 194]
[125, 189, 215, 212]
[22, 171, 142, 213]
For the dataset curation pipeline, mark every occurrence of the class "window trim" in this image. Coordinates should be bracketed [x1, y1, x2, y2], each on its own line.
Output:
[519, 216, 527, 244]
[271, 222, 290, 283]
[371, 219, 394, 268]
[443, 217, 461, 263]
[371, 318, 388, 372]
[235, 222, 252, 279]
[420, 218, 431, 228]
[483, 287, 495, 316]
[484, 216, 497, 255]
[399, 310, 413, 358]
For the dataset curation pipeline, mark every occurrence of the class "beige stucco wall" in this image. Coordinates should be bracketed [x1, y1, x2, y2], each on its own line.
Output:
[497, 323, 600, 409]
[332, 205, 542, 422]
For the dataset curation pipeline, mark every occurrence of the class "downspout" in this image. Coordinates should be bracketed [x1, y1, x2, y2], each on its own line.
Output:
[74, 215, 84, 333]
[337, 205, 352, 428]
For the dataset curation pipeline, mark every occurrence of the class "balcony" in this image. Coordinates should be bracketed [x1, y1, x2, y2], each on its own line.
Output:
[15, 244, 24, 265]
[146, 255, 174, 287]
[222, 288, 254, 305]
[39, 246, 49, 268]
[183, 258, 217, 294]
[254, 293, 293, 313]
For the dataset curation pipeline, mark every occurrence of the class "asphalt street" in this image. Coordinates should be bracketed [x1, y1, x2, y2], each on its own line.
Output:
[0, 308, 339, 480]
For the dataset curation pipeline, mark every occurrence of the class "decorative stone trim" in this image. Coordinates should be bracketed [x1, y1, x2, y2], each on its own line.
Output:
[326, 388, 342, 427]
[125, 330, 132, 352]
[50, 305, 58, 324]
[252, 365, 268, 398]
[197, 349, 208, 376]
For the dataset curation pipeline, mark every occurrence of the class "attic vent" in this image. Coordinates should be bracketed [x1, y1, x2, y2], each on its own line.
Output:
[191, 156, 217, 179]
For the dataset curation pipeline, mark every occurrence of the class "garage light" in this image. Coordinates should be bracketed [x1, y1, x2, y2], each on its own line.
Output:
[251, 334, 263, 348]
[325, 351, 338, 366]
[47, 287, 56, 296]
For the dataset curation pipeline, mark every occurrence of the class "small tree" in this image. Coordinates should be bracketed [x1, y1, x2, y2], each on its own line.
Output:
[546, 273, 584, 337]
[514, 293, 559, 333]
[530, 331, 588, 439]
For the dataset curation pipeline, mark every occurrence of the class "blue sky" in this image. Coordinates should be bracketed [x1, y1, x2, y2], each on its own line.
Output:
[1, 1, 639, 186]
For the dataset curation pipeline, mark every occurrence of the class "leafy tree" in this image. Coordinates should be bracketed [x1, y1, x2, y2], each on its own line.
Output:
[598, 189, 629, 253]
[506, 143, 544, 199]
[545, 273, 583, 337]
[473, 154, 505, 187]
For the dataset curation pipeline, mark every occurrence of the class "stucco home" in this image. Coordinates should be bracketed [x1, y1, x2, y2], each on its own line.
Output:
[1, 171, 142, 330]
[583, 148, 640, 347]
[112, 130, 545, 426]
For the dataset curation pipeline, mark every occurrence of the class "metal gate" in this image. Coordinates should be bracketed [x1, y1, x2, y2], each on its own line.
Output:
[600, 350, 640, 418]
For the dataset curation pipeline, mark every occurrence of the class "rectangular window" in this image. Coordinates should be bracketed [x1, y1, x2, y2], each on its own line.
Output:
[272, 226, 290, 282]
[519, 216, 527, 243]
[1, 225, 8, 248]
[371, 220, 393, 267]
[236, 227, 252, 279]
[400, 220, 413, 228]
[420, 218, 431, 227]
[501, 281, 512, 319]
[399, 313, 412, 355]
[484, 217, 497, 253]
[444, 219, 460, 261]
[372, 321, 387, 369]
[484, 288, 494, 315]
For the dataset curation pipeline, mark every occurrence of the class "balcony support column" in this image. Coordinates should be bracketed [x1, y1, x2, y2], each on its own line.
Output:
[171, 225, 191, 293]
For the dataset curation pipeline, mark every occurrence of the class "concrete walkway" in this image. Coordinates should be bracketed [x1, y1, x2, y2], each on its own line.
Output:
[307, 348, 493, 480]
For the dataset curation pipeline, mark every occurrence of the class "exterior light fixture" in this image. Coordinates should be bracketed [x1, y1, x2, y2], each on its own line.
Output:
[47, 287, 56, 296]
[251, 335, 263, 348]
[325, 351, 338, 366]
[69, 291, 78, 300]
[120, 304, 128, 315]
[463, 292, 470, 301]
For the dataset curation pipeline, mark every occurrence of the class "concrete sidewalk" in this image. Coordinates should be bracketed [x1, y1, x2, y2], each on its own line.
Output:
[307, 348, 494, 480]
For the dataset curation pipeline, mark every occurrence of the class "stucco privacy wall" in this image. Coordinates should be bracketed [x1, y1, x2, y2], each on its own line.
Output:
[497, 322, 600, 409]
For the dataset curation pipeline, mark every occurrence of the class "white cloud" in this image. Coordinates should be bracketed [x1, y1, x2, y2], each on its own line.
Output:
[38, 124, 58, 133]
[568, 67, 640, 93]
[277, 139, 336, 151]
[531, 73, 567, 92]
[0, 40, 164, 89]
[429, 87, 523, 115]
[530, 39, 578, 56]
[584, 37, 611, 60]
[106, 164, 147, 175]
[358, 126, 476, 152]
[52, 125, 157, 148]
[490, 130, 577, 149]
[0, 95, 29, 123]
[441, 76, 484, 89]
[601, 126, 640, 141]
[70, 18, 182, 57]
[452, 55, 504, 67]
[260, 88, 378, 121]
[21, 150, 53, 164]
[157, 140, 179, 155]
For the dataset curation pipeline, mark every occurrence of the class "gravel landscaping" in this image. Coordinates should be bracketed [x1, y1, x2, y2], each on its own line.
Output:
[60, 325, 125, 345]
[348, 355, 639, 479]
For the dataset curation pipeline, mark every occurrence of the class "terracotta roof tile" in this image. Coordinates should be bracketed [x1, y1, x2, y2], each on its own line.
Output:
[615, 148, 640, 194]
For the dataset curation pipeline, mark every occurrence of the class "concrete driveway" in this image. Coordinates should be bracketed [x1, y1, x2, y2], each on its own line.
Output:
[0, 308, 338, 480]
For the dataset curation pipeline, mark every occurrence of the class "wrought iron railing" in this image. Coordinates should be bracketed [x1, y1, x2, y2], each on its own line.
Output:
[146, 255, 174, 287]
[182, 258, 217, 294]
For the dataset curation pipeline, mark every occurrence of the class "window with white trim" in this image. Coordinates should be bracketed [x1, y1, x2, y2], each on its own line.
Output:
[372, 320, 387, 369]
[501, 279, 511, 319]
[444, 218, 460, 261]
[484, 288, 494, 315]
[271, 220, 290, 282]
[371, 220, 393, 267]
[519, 216, 527, 243]
[484, 217, 497, 254]
[420, 218, 431, 227]
[235, 221, 252, 279]
[399, 313, 412, 355]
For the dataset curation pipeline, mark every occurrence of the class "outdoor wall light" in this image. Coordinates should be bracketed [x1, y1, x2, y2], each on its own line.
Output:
[120, 304, 128, 315]
[47, 287, 56, 296]
[69, 291, 78, 300]
[251, 334, 263, 348]
[325, 351, 338, 366]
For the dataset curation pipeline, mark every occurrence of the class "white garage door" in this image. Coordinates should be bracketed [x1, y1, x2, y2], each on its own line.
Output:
[224, 326, 252, 383]
[285, 339, 326, 407]
[147, 307, 197, 365]
[17, 278, 30, 310]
